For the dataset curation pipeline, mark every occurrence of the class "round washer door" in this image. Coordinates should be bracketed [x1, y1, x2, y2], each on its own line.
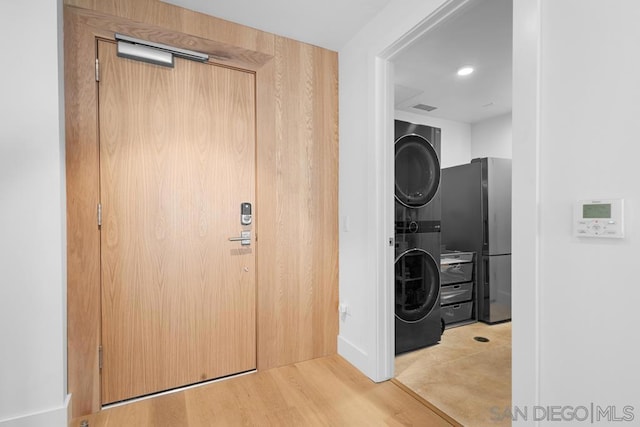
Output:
[395, 248, 440, 322]
[395, 133, 440, 208]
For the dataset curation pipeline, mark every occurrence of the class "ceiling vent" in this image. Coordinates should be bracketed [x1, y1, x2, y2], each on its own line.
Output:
[412, 103, 437, 112]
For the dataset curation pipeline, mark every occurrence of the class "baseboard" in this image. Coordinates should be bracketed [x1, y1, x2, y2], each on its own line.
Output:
[337, 334, 374, 379]
[0, 394, 70, 427]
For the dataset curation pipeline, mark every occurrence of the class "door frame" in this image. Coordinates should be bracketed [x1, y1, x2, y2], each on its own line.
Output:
[369, 0, 475, 383]
[370, 0, 542, 412]
[65, 5, 274, 415]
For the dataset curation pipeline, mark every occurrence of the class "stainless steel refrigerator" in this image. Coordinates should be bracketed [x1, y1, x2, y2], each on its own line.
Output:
[441, 158, 511, 323]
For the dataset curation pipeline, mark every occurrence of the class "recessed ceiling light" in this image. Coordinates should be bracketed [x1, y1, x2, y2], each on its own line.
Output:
[457, 66, 474, 76]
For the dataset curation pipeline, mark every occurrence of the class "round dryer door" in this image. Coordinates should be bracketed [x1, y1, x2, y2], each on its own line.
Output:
[395, 248, 440, 322]
[394, 133, 440, 208]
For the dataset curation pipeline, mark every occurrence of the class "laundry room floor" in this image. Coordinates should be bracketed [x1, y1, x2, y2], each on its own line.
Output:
[395, 321, 512, 427]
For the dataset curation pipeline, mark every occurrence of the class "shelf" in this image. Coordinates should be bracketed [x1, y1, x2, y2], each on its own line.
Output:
[444, 318, 477, 330]
[440, 250, 478, 326]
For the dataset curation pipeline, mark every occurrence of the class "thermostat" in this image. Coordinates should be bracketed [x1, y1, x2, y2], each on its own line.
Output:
[574, 199, 624, 238]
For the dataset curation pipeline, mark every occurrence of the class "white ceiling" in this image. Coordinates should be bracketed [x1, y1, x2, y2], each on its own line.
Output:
[161, 0, 392, 51]
[393, 0, 513, 124]
[162, 0, 511, 124]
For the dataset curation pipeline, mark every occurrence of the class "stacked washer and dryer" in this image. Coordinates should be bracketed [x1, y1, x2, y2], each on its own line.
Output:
[394, 120, 443, 354]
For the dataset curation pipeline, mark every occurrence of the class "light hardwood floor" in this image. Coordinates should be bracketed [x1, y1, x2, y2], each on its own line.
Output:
[71, 355, 453, 426]
[395, 322, 512, 427]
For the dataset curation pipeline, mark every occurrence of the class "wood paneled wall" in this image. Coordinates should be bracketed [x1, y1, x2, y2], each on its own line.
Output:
[256, 37, 339, 369]
[64, 0, 274, 58]
[65, 8, 102, 416]
[64, 0, 338, 417]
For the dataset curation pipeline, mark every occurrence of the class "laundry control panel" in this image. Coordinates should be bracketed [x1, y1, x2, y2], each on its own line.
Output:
[574, 199, 624, 238]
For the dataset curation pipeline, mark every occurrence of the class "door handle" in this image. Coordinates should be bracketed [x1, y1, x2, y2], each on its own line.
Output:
[229, 230, 251, 246]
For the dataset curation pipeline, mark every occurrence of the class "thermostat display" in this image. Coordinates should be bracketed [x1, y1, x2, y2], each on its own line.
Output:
[574, 199, 624, 238]
[583, 203, 611, 219]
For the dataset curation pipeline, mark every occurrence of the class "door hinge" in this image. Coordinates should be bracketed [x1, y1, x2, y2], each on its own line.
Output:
[99, 345, 103, 370]
[95, 58, 100, 82]
[97, 203, 102, 227]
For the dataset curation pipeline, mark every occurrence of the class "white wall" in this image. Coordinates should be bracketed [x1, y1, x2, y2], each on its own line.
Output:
[396, 108, 512, 167]
[471, 112, 512, 159]
[395, 110, 471, 168]
[534, 0, 640, 414]
[0, 1, 69, 426]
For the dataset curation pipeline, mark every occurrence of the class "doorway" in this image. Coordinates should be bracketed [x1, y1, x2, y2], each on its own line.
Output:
[97, 39, 256, 404]
[387, 0, 514, 424]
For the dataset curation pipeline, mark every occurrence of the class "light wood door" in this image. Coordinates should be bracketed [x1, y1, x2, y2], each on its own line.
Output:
[98, 40, 256, 404]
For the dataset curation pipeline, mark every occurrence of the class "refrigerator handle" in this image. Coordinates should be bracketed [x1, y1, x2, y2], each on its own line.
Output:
[483, 257, 490, 287]
[483, 219, 489, 249]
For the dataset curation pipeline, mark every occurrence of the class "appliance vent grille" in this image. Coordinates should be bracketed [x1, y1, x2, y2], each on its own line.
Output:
[413, 103, 437, 112]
